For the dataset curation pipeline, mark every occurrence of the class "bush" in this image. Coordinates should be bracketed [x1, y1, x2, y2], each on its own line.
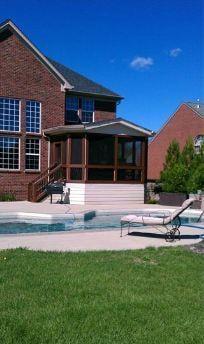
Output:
[0, 193, 16, 202]
[146, 199, 158, 204]
[160, 138, 204, 194]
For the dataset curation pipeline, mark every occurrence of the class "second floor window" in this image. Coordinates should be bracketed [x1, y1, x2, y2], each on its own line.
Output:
[0, 98, 20, 132]
[82, 98, 94, 123]
[26, 101, 41, 133]
[66, 96, 79, 123]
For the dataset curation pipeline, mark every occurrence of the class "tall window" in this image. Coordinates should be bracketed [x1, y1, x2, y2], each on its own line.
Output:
[0, 137, 19, 170]
[82, 98, 94, 123]
[66, 96, 79, 123]
[0, 98, 20, 132]
[26, 101, 41, 133]
[25, 138, 40, 170]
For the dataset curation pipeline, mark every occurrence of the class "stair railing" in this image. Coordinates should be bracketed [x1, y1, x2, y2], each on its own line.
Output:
[28, 163, 65, 202]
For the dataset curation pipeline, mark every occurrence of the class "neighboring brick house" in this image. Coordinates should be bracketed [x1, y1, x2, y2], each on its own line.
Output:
[148, 102, 204, 181]
[0, 19, 153, 204]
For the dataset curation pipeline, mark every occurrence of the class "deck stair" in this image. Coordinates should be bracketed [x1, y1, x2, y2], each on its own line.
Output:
[28, 163, 64, 202]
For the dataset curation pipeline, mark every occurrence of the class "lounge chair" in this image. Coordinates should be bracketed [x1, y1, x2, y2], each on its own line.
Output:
[120, 198, 194, 242]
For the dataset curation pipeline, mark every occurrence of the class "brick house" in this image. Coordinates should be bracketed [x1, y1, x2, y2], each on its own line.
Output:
[148, 102, 204, 181]
[0, 19, 153, 204]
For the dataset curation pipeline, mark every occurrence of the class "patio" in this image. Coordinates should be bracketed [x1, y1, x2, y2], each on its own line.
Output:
[0, 201, 203, 251]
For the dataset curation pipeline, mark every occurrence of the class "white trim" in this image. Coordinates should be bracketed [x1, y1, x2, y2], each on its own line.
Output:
[0, 20, 73, 90]
[25, 137, 41, 172]
[86, 120, 153, 136]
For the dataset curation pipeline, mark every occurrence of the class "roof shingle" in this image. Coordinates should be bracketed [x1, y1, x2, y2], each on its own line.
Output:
[47, 58, 123, 99]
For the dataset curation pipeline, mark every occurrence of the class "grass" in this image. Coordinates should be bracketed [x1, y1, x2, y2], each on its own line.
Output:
[0, 247, 203, 344]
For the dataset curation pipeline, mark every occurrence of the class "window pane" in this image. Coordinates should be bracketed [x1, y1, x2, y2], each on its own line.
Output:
[66, 96, 79, 123]
[71, 137, 83, 164]
[0, 98, 20, 131]
[81, 111, 93, 123]
[26, 100, 41, 133]
[88, 136, 114, 165]
[117, 169, 142, 181]
[88, 168, 114, 181]
[0, 137, 19, 169]
[81, 98, 94, 123]
[25, 138, 40, 170]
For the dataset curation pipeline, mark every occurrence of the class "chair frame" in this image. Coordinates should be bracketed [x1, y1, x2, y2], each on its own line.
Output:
[120, 211, 182, 242]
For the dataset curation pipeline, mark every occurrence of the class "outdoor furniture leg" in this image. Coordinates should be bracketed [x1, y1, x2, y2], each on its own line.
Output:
[120, 223, 123, 237]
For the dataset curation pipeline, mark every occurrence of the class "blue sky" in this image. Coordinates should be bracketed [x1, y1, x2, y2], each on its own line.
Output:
[0, 0, 203, 131]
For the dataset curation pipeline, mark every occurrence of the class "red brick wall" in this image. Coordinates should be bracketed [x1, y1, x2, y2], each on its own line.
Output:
[94, 110, 115, 121]
[148, 104, 204, 180]
[0, 32, 65, 200]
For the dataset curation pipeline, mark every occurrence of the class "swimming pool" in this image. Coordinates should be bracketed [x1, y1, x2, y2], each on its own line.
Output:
[0, 213, 202, 235]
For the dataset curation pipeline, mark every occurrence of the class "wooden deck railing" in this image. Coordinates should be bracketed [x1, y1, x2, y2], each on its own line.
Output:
[28, 163, 65, 202]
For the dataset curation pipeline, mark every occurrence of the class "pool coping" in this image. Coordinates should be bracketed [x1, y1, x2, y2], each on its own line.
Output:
[0, 208, 202, 223]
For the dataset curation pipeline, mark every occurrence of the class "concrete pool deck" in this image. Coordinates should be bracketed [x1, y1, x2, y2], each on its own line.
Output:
[0, 225, 203, 252]
[0, 201, 203, 252]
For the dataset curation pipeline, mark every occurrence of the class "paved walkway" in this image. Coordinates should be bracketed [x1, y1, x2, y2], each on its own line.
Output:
[0, 225, 203, 252]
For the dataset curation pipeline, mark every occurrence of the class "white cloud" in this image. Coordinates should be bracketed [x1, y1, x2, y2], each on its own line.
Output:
[169, 48, 182, 57]
[130, 56, 154, 70]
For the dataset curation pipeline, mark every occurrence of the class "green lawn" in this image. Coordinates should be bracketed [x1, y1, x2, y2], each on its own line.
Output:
[0, 248, 203, 344]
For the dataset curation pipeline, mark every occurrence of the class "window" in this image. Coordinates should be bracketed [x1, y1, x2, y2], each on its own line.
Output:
[0, 137, 19, 170]
[26, 101, 41, 133]
[66, 96, 79, 123]
[194, 135, 204, 153]
[118, 138, 142, 166]
[0, 98, 20, 132]
[82, 98, 94, 123]
[25, 138, 40, 170]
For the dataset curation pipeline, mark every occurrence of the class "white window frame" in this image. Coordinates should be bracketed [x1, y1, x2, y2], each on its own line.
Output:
[0, 97, 21, 133]
[81, 97, 95, 123]
[25, 138, 41, 172]
[26, 100, 41, 134]
[0, 136, 20, 171]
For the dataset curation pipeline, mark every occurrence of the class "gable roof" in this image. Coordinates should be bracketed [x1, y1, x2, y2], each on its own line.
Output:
[0, 19, 122, 99]
[149, 102, 204, 144]
[85, 117, 154, 136]
[185, 102, 204, 118]
[44, 117, 154, 137]
[47, 58, 123, 99]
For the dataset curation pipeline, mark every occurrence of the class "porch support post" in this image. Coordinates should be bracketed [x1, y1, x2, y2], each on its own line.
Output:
[84, 134, 88, 181]
[114, 135, 118, 182]
[66, 136, 71, 182]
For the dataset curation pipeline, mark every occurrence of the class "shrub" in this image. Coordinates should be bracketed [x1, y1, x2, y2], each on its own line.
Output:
[0, 193, 16, 202]
[160, 138, 204, 194]
[146, 199, 158, 204]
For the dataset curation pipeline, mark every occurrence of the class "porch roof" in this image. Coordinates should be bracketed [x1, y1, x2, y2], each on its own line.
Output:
[44, 118, 155, 138]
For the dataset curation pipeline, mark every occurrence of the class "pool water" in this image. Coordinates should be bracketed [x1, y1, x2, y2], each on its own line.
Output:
[0, 214, 202, 235]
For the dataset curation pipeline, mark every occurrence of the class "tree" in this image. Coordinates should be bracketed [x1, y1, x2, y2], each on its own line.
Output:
[160, 138, 204, 193]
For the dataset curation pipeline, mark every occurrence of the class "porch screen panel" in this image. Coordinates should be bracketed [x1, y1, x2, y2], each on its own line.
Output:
[88, 136, 114, 165]
[135, 141, 142, 166]
[71, 138, 83, 164]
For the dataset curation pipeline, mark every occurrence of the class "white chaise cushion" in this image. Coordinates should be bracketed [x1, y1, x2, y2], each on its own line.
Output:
[121, 215, 167, 225]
